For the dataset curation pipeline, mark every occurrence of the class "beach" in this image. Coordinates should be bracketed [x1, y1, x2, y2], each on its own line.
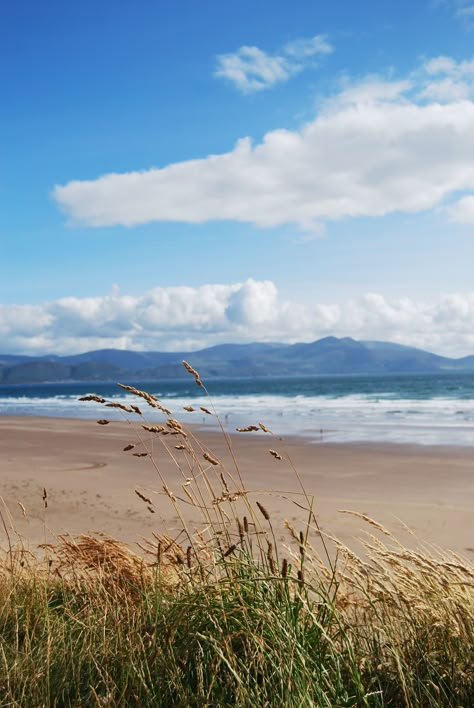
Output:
[1, 415, 473, 557]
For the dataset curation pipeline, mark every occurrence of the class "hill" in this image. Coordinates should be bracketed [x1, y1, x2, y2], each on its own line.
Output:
[0, 337, 473, 384]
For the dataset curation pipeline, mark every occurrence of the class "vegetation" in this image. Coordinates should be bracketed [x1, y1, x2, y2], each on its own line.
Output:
[0, 365, 472, 706]
[3, 336, 474, 383]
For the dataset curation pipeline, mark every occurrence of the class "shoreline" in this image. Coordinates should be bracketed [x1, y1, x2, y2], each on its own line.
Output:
[2, 410, 474, 451]
[0, 415, 473, 557]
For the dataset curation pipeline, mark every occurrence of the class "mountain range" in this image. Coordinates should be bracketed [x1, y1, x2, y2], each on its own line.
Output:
[1, 337, 474, 384]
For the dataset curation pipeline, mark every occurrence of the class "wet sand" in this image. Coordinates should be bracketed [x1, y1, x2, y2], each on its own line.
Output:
[0, 415, 473, 557]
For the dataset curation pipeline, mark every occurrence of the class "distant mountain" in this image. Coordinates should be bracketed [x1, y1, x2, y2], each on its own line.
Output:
[0, 338, 473, 384]
[59, 348, 186, 369]
[0, 354, 39, 366]
[454, 354, 474, 369]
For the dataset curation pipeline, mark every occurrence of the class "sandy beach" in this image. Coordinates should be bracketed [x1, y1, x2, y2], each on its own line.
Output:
[0, 415, 473, 557]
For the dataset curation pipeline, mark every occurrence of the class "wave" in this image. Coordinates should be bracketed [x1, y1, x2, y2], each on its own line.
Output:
[1, 387, 474, 446]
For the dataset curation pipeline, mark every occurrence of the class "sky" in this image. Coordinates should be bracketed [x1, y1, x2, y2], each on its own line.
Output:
[2, 0, 474, 357]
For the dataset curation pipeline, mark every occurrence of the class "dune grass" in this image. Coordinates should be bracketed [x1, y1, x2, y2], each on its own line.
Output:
[0, 366, 473, 706]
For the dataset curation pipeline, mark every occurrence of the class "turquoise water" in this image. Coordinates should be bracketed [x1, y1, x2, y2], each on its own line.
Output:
[1, 373, 474, 446]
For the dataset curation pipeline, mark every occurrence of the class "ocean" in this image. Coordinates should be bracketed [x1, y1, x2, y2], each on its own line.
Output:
[2, 372, 474, 446]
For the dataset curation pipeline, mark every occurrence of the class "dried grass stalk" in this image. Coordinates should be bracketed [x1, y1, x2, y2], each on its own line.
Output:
[182, 360, 203, 387]
[135, 490, 152, 505]
[256, 501, 270, 521]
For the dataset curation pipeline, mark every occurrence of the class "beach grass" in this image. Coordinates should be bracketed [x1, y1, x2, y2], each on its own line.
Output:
[0, 367, 473, 706]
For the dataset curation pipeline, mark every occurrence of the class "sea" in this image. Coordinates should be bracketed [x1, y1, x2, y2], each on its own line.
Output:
[2, 372, 474, 447]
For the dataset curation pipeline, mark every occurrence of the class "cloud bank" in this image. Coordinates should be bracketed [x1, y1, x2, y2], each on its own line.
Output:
[2, 280, 474, 357]
[53, 56, 474, 233]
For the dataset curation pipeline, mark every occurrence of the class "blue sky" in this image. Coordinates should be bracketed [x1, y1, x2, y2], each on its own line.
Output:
[2, 0, 474, 356]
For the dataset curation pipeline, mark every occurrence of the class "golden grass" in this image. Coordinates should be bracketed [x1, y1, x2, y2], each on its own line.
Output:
[0, 362, 472, 705]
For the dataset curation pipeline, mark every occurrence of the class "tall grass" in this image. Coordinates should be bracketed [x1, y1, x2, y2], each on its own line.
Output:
[0, 364, 472, 706]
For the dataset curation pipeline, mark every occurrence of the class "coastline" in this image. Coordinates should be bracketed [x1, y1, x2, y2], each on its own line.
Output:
[1, 414, 473, 556]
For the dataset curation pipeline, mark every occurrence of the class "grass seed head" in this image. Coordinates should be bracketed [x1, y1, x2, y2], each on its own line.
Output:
[118, 384, 170, 414]
[269, 449, 282, 460]
[237, 519, 244, 543]
[256, 501, 270, 521]
[79, 394, 106, 403]
[267, 541, 276, 573]
[105, 402, 135, 413]
[135, 490, 152, 505]
[142, 424, 166, 433]
[167, 418, 183, 431]
[182, 360, 203, 387]
[338, 510, 393, 536]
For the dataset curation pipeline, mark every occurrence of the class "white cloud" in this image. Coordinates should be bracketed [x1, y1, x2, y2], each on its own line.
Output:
[2, 281, 474, 357]
[426, 56, 474, 76]
[282, 35, 333, 59]
[435, 0, 474, 25]
[214, 34, 333, 93]
[423, 56, 458, 75]
[53, 62, 474, 233]
[225, 279, 280, 325]
[417, 77, 471, 101]
[214, 46, 295, 93]
[447, 194, 474, 222]
[331, 77, 412, 105]
[418, 54, 474, 100]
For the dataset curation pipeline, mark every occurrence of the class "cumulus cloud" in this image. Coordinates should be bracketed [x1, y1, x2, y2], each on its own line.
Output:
[2, 281, 474, 357]
[214, 34, 333, 93]
[447, 194, 474, 222]
[418, 55, 474, 100]
[53, 56, 474, 233]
